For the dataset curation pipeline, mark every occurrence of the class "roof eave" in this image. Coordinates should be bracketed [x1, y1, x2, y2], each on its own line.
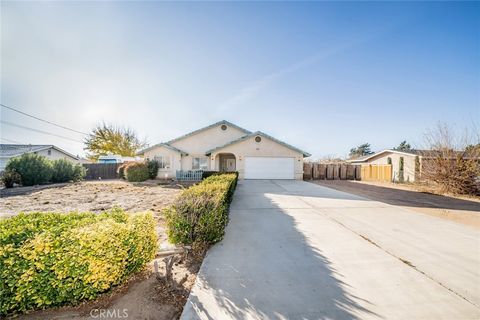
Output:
[206, 131, 311, 157]
[137, 143, 188, 156]
[166, 120, 251, 145]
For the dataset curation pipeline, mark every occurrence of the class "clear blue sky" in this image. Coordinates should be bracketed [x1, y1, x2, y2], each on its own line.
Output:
[1, 1, 479, 159]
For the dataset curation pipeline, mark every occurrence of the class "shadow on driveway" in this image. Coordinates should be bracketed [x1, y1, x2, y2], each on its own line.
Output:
[182, 180, 380, 319]
[312, 180, 480, 212]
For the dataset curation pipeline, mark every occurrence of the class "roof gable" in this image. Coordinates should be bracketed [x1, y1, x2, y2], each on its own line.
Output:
[138, 120, 250, 155]
[137, 143, 187, 155]
[0, 144, 78, 159]
[167, 120, 251, 145]
[205, 131, 311, 157]
[347, 149, 418, 162]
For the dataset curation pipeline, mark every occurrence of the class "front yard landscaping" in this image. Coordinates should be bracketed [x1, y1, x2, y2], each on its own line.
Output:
[0, 174, 238, 319]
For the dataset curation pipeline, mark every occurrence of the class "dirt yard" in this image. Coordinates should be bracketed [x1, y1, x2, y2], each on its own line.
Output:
[1, 180, 204, 320]
[0, 180, 185, 218]
[312, 180, 480, 229]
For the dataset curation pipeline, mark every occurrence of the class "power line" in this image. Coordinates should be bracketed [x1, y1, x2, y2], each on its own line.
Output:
[1, 103, 89, 135]
[1, 120, 84, 143]
[0, 137, 24, 144]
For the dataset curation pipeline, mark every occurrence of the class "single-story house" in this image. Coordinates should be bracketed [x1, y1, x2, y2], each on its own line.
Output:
[347, 149, 424, 182]
[0, 144, 79, 171]
[138, 120, 310, 180]
[348, 149, 478, 183]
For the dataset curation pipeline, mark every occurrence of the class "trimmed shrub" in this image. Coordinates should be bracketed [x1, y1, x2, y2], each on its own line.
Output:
[0, 208, 157, 315]
[51, 159, 86, 183]
[146, 159, 159, 179]
[164, 173, 238, 245]
[6, 153, 53, 186]
[124, 162, 150, 182]
[0, 170, 21, 188]
[202, 171, 239, 180]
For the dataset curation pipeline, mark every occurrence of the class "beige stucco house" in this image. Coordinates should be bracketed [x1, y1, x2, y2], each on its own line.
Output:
[138, 120, 310, 180]
[347, 149, 420, 182]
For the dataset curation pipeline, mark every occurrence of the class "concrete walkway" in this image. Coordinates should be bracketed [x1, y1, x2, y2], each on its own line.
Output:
[181, 180, 480, 319]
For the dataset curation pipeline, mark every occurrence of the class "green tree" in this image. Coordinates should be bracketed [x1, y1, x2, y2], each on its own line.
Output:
[84, 123, 146, 161]
[349, 143, 373, 158]
[6, 153, 53, 186]
[394, 140, 412, 151]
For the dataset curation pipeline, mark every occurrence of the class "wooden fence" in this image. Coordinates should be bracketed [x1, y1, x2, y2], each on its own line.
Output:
[360, 164, 392, 182]
[304, 163, 361, 180]
[304, 163, 392, 182]
[83, 163, 120, 180]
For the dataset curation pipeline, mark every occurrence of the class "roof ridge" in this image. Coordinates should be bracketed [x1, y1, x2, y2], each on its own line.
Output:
[166, 120, 251, 145]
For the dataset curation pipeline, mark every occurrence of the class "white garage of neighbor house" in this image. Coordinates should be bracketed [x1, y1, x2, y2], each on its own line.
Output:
[0, 144, 79, 171]
[138, 120, 310, 180]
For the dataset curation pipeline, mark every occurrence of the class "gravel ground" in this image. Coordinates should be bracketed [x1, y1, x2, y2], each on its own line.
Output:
[0, 180, 184, 218]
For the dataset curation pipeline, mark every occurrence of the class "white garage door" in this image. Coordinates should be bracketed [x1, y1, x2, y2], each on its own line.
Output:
[244, 157, 295, 179]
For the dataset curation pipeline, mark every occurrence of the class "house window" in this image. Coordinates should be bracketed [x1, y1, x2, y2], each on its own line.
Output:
[154, 155, 170, 169]
[221, 124, 227, 131]
[47, 150, 51, 156]
[192, 157, 208, 170]
[255, 136, 262, 143]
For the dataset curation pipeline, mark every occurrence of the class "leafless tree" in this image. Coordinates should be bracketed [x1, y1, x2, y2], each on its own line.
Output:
[421, 122, 480, 195]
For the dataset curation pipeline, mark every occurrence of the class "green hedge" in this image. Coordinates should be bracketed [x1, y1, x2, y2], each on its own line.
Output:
[51, 159, 86, 183]
[201, 170, 239, 180]
[5, 153, 53, 186]
[146, 159, 159, 179]
[0, 208, 157, 315]
[2, 154, 86, 187]
[125, 162, 150, 182]
[164, 173, 238, 245]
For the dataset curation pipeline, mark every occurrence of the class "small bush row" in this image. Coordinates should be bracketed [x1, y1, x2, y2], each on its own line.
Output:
[117, 160, 158, 182]
[1, 154, 86, 188]
[163, 173, 238, 245]
[201, 171, 238, 180]
[0, 208, 157, 315]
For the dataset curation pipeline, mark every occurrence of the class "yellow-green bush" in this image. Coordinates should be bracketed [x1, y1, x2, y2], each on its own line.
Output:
[164, 173, 237, 245]
[0, 208, 157, 315]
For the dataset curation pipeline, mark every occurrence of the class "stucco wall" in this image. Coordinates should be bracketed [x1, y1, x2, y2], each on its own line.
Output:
[169, 124, 247, 154]
[142, 145, 181, 179]
[211, 135, 304, 180]
[36, 148, 78, 162]
[367, 152, 417, 182]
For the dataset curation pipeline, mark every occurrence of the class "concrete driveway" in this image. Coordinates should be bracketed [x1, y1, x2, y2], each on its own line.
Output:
[181, 180, 480, 319]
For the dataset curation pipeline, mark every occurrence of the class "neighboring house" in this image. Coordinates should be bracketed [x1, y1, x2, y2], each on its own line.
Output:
[97, 154, 140, 164]
[0, 144, 79, 171]
[348, 149, 423, 182]
[138, 120, 310, 180]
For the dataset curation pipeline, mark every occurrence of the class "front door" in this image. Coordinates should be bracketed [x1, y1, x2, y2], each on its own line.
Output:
[221, 158, 236, 172]
[226, 158, 235, 171]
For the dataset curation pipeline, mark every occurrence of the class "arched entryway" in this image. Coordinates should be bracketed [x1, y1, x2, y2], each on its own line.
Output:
[216, 153, 236, 172]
